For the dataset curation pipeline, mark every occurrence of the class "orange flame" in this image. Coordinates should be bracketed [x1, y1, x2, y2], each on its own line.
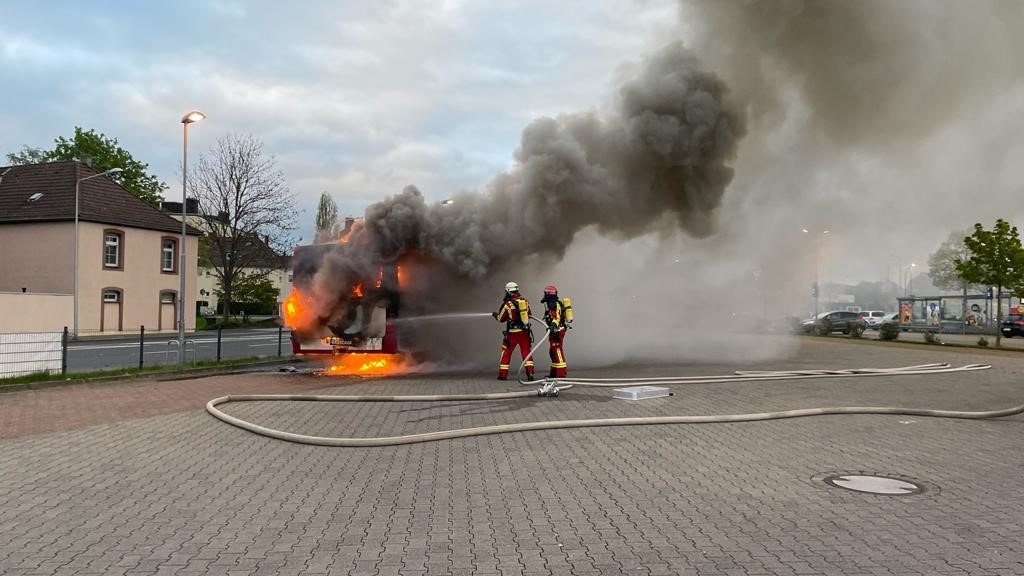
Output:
[324, 353, 406, 376]
[339, 229, 352, 244]
[375, 266, 384, 288]
[396, 265, 406, 288]
[282, 288, 314, 330]
[352, 283, 364, 298]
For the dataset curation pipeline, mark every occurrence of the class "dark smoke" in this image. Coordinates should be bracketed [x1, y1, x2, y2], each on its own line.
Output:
[291, 41, 746, 349]
[286, 40, 752, 369]
[683, 0, 1024, 149]
[675, 0, 1024, 311]
[349, 41, 744, 278]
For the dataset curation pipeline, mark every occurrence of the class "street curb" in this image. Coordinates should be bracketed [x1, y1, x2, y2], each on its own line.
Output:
[0, 358, 305, 394]
[799, 333, 1024, 356]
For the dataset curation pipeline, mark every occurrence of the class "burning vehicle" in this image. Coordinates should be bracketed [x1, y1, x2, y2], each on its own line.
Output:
[281, 43, 745, 372]
[284, 218, 406, 361]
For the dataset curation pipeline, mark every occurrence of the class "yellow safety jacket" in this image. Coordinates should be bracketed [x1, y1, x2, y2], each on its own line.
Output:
[542, 295, 573, 329]
[496, 296, 531, 333]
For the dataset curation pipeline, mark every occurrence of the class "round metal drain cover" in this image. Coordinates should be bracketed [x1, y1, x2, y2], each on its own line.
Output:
[824, 474, 924, 495]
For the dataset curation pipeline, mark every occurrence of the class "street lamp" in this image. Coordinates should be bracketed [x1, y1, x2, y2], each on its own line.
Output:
[179, 110, 205, 367]
[74, 167, 123, 338]
[802, 228, 830, 317]
[906, 262, 917, 296]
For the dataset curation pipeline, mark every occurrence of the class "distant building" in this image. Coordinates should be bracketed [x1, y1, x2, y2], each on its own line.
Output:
[161, 203, 292, 315]
[0, 161, 203, 333]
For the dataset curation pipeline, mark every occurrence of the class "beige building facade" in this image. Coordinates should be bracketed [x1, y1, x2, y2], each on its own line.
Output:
[197, 266, 291, 314]
[0, 221, 198, 334]
[0, 161, 202, 335]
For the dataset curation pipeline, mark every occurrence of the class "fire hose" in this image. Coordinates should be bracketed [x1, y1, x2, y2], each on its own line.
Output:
[206, 318, 1023, 447]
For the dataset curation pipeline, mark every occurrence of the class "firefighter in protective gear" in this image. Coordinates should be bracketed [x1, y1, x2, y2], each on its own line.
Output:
[492, 281, 534, 381]
[540, 284, 570, 378]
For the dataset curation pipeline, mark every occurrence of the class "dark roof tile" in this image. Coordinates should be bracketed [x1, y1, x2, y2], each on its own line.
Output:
[0, 161, 202, 235]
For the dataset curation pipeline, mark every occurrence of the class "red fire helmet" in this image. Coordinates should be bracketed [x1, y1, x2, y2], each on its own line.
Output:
[543, 284, 558, 295]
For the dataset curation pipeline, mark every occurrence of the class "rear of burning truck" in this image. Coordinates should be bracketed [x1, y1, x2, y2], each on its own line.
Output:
[283, 243, 402, 360]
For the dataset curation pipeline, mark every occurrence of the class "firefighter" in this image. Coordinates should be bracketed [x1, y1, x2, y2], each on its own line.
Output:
[540, 284, 571, 378]
[492, 281, 534, 381]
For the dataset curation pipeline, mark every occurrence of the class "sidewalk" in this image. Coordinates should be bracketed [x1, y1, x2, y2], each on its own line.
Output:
[861, 328, 1024, 349]
[2, 340, 1023, 576]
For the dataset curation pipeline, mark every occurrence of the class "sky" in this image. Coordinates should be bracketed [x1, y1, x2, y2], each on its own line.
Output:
[4, 0, 1024, 308]
[1, 0, 678, 242]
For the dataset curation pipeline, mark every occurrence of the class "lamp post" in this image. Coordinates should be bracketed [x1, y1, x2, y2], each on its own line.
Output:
[179, 110, 206, 367]
[74, 167, 123, 338]
[905, 262, 917, 296]
[802, 228, 830, 317]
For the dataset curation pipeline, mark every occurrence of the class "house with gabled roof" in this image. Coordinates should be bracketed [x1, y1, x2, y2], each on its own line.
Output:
[0, 161, 203, 334]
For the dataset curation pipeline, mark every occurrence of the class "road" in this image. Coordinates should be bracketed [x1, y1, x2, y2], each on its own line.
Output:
[66, 327, 291, 371]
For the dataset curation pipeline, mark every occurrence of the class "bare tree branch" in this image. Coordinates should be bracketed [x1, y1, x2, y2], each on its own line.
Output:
[188, 133, 297, 317]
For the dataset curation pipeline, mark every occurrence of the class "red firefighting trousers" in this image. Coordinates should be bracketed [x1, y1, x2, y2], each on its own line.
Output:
[548, 328, 567, 378]
[499, 330, 534, 378]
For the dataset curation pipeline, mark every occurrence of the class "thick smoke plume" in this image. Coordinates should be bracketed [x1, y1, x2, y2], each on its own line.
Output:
[292, 41, 747, 357]
[683, 0, 1024, 149]
[355, 41, 743, 277]
[680, 0, 1024, 287]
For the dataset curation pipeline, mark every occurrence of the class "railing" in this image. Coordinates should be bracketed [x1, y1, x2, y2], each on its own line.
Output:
[0, 330, 65, 379]
[0, 325, 290, 383]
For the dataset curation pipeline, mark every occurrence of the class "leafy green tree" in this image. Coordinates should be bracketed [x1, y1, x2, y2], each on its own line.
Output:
[6, 146, 50, 164]
[929, 229, 983, 333]
[216, 273, 279, 316]
[928, 230, 980, 292]
[5, 127, 167, 204]
[955, 219, 1024, 347]
[314, 192, 338, 242]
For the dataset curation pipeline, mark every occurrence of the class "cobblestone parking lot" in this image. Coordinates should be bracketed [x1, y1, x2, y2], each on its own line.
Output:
[2, 337, 1023, 575]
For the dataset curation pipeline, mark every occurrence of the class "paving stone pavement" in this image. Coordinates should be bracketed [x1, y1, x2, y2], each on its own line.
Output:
[2, 337, 1023, 575]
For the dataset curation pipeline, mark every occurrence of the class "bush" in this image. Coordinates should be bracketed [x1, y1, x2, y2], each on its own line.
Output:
[847, 321, 864, 338]
[879, 322, 900, 341]
[978, 336, 989, 347]
[195, 316, 207, 330]
[923, 331, 942, 345]
[815, 318, 833, 336]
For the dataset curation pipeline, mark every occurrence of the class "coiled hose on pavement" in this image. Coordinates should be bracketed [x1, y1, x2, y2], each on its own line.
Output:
[207, 317, 1023, 447]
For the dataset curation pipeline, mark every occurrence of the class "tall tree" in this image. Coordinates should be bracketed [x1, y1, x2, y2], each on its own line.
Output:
[928, 230, 979, 292]
[314, 192, 339, 243]
[929, 229, 983, 333]
[6, 146, 50, 165]
[189, 133, 297, 318]
[955, 219, 1024, 347]
[5, 127, 167, 204]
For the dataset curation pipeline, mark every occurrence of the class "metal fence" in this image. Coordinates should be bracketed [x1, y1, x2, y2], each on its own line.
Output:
[0, 330, 66, 379]
[0, 325, 290, 382]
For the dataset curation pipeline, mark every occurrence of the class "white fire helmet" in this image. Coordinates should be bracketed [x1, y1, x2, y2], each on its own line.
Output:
[505, 281, 519, 293]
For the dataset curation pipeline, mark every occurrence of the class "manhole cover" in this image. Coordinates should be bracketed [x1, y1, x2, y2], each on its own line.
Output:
[824, 474, 924, 495]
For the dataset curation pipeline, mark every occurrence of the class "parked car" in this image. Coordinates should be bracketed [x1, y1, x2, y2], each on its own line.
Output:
[859, 310, 888, 328]
[1001, 314, 1024, 338]
[800, 311, 863, 334]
